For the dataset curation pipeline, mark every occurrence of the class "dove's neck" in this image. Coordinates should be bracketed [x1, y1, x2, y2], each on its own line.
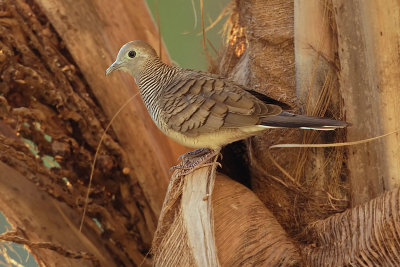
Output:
[135, 57, 177, 124]
[137, 58, 177, 89]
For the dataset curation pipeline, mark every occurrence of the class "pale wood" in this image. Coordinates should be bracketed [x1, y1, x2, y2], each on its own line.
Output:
[294, 0, 335, 103]
[33, 0, 188, 219]
[181, 167, 219, 267]
[152, 165, 219, 266]
[332, 0, 400, 205]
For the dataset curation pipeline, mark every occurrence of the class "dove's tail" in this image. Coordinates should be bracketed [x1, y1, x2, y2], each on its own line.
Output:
[260, 112, 348, 131]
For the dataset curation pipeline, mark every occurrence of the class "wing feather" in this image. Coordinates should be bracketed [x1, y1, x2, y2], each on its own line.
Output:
[162, 75, 282, 136]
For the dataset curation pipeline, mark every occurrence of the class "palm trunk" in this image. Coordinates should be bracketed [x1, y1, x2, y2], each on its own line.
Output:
[332, 0, 400, 205]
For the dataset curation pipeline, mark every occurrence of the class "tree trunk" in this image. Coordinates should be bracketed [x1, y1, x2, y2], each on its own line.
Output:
[0, 0, 186, 265]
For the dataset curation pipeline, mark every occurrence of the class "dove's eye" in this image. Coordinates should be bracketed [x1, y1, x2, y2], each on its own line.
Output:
[128, 50, 136, 58]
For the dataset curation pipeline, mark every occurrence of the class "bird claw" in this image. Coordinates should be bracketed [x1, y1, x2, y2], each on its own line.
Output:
[170, 148, 221, 175]
[177, 148, 211, 161]
[171, 161, 222, 176]
[169, 164, 186, 173]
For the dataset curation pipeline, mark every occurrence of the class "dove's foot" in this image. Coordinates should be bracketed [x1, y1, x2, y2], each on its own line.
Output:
[177, 148, 211, 161]
[170, 148, 221, 175]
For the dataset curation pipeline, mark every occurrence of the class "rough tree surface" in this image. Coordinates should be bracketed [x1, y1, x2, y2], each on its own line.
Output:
[0, 0, 184, 265]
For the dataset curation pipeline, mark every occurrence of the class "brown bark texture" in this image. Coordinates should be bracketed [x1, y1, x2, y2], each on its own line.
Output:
[304, 187, 400, 266]
[0, 0, 185, 266]
[218, 0, 348, 239]
[0, 161, 112, 267]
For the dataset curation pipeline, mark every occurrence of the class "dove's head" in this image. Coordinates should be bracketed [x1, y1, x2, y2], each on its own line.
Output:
[106, 40, 158, 80]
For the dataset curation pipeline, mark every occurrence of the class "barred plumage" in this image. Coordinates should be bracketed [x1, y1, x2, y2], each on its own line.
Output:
[106, 41, 348, 150]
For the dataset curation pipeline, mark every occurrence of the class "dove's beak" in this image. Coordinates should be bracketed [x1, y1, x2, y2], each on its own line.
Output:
[106, 61, 122, 76]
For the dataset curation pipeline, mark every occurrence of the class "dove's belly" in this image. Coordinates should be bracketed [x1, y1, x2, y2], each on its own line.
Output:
[163, 126, 266, 149]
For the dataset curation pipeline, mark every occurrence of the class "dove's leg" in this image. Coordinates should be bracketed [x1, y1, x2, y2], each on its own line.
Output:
[171, 148, 221, 174]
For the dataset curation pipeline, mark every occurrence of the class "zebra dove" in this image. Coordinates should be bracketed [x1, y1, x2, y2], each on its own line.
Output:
[106, 41, 347, 168]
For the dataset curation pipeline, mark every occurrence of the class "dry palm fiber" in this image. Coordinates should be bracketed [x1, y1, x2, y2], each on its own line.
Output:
[152, 165, 301, 266]
[152, 164, 219, 266]
[303, 187, 400, 266]
[216, 0, 348, 240]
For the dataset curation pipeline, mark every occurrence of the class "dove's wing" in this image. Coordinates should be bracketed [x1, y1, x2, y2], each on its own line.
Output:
[161, 76, 282, 137]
